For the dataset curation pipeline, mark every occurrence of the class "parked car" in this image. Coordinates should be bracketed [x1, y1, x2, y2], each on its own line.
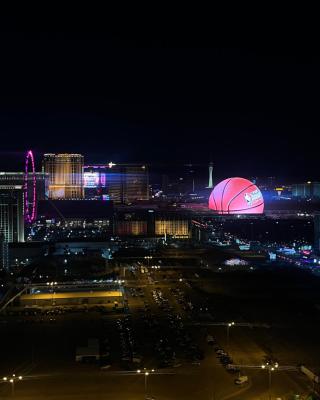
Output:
[235, 375, 248, 385]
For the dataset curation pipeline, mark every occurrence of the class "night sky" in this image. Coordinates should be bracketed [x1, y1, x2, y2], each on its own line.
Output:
[0, 20, 318, 180]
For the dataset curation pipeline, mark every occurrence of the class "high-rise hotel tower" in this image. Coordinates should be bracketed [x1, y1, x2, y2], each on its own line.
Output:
[0, 185, 24, 242]
[43, 154, 84, 199]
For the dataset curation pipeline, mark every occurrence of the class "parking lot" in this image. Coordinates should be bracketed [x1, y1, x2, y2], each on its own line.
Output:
[0, 252, 319, 399]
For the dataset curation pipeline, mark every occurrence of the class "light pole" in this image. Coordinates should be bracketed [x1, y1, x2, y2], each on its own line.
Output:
[261, 362, 278, 400]
[137, 368, 155, 399]
[226, 321, 235, 351]
[47, 281, 57, 306]
[116, 279, 125, 310]
[3, 374, 23, 396]
[144, 256, 152, 269]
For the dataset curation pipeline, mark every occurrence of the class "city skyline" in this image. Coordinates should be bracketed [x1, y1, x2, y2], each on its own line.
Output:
[2, 20, 320, 400]
[0, 150, 318, 185]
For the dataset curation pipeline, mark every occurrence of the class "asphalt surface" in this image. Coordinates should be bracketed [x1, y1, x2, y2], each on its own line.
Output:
[0, 252, 318, 399]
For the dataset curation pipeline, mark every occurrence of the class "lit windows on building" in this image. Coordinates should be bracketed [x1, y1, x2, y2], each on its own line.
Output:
[43, 154, 84, 199]
[83, 164, 149, 203]
[0, 185, 24, 243]
[114, 210, 191, 238]
[155, 218, 190, 238]
[0, 234, 9, 270]
[292, 182, 320, 199]
[0, 172, 49, 201]
[123, 166, 149, 204]
[115, 220, 148, 236]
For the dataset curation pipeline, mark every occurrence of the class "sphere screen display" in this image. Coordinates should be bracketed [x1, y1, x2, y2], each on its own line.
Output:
[209, 177, 264, 214]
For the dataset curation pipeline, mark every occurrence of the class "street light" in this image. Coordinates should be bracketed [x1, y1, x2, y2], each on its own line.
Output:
[144, 256, 152, 268]
[230, 361, 295, 400]
[226, 321, 235, 350]
[48, 281, 58, 306]
[261, 362, 279, 400]
[137, 368, 155, 399]
[3, 374, 22, 396]
[115, 279, 125, 310]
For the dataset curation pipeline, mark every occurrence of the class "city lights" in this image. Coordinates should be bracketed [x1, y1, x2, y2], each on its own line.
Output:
[2, 374, 23, 396]
[1, 29, 319, 400]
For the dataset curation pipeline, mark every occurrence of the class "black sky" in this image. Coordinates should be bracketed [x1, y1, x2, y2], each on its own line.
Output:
[0, 17, 319, 180]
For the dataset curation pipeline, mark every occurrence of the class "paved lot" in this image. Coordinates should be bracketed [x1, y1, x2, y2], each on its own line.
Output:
[0, 253, 319, 399]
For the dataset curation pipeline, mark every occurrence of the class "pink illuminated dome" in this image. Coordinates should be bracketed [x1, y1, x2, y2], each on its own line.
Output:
[209, 177, 264, 214]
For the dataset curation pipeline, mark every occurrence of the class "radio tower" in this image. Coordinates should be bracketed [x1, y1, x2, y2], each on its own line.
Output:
[207, 162, 213, 188]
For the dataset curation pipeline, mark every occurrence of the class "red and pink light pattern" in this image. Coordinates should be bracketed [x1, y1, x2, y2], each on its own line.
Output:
[209, 177, 264, 214]
[24, 150, 36, 223]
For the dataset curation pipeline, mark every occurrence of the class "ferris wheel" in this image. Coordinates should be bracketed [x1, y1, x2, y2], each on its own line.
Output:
[24, 150, 36, 223]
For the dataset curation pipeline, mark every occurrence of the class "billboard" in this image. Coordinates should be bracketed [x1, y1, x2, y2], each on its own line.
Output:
[84, 172, 106, 188]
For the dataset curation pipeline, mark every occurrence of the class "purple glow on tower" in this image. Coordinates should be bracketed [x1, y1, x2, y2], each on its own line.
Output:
[100, 173, 106, 187]
[24, 150, 37, 223]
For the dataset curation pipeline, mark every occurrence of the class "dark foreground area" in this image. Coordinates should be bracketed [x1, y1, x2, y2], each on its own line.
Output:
[0, 247, 319, 399]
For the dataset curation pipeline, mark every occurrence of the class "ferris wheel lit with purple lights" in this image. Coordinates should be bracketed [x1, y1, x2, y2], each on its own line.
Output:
[24, 150, 37, 223]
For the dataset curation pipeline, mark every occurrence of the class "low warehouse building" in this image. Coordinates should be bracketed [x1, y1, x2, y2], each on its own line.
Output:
[19, 290, 122, 307]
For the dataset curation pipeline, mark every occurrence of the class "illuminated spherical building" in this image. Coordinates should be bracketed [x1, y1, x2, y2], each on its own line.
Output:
[209, 177, 264, 214]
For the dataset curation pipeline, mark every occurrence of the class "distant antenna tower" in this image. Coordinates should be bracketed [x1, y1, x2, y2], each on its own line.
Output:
[207, 162, 213, 188]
